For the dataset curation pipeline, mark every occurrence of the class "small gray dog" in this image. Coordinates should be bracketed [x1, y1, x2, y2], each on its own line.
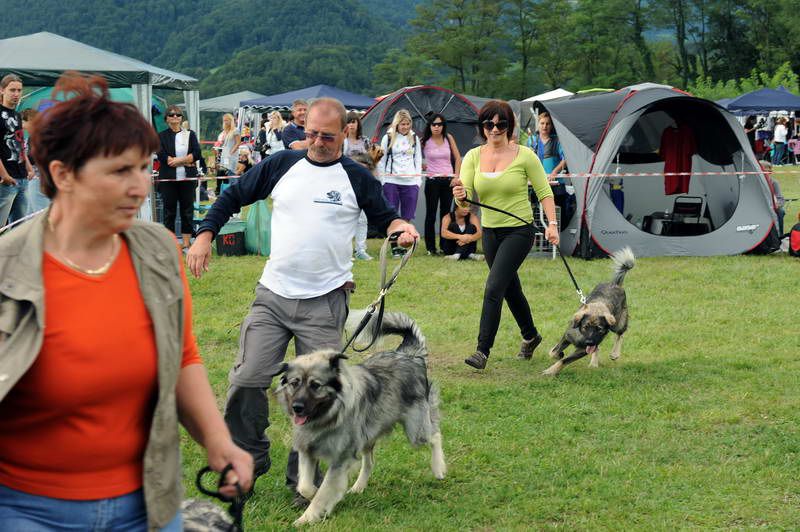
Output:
[543, 247, 635, 376]
[275, 311, 446, 526]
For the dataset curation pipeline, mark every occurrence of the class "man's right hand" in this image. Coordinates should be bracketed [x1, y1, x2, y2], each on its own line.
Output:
[187, 232, 213, 278]
[1, 175, 17, 186]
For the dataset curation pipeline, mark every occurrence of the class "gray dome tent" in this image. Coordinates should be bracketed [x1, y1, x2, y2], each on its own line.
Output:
[361, 85, 481, 157]
[536, 83, 780, 258]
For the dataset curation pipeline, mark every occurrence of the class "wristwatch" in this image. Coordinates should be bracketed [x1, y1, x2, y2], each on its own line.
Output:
[548, 221, 558, 226]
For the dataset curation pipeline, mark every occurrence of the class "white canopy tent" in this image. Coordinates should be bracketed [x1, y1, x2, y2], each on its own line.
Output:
[0, 32, 200, 221]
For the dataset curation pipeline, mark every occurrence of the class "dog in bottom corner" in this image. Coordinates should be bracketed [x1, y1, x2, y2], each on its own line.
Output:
[275, 311, 446, 526]
[543, 247, 635, 376]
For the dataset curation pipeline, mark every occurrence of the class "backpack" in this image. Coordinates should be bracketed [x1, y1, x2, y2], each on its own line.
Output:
[790, 222, 800, 257]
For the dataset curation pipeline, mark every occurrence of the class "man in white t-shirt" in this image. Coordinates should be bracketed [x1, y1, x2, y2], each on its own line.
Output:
[187, 97, 416, 501]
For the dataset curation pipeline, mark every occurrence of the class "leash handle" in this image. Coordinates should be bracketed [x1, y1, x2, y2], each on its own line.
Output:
[342, 231, 417, 353]
[195, 465, 246, 532]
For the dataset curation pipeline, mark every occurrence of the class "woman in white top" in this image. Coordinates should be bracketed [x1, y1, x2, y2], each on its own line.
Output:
[772, 116, 788, 165]
[265, 111, 286, 157]
[379, 109, 422, 221]
[156, 105, 201, 250]
[217, 113, 241, 194]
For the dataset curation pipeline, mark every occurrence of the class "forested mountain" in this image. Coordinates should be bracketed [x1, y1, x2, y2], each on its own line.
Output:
[6, 0, 420, 96]
[6, 0, 800, 101]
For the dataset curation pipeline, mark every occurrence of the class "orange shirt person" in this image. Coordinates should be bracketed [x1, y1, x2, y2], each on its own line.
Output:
[0, 72, 252, 530]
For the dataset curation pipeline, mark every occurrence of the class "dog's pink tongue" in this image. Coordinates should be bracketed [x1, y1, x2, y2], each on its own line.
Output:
[586, 345, 598, 354]
[293, 415, 308, 426]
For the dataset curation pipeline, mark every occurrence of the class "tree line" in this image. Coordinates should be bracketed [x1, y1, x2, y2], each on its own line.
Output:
[373, 0, 800, 100]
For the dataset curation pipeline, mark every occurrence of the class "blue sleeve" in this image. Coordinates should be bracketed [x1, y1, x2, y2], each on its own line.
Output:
[197, 151, 306, 236]
[282, 126, 303, 149]
[341, 157, 398, 233]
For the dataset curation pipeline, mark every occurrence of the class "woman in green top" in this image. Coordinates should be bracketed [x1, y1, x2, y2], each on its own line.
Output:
[453, 100, 559, 370]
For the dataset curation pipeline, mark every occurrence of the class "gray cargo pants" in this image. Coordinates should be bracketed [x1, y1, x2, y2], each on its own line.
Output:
[223, 283, 349, 487]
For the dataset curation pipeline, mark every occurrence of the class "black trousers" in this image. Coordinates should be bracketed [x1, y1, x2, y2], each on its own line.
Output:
[158, 181, 196, 236]
[478, 225, 537, 356]
[424, 178, 454, 252]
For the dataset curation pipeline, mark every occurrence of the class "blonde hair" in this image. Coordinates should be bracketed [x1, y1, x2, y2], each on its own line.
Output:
[222, 113, 237, 140]
[388, 109, 414, 151]
[268, 110, 286, 132]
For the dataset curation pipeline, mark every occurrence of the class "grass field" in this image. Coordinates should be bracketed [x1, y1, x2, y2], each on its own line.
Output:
[181, 168, 800, 530]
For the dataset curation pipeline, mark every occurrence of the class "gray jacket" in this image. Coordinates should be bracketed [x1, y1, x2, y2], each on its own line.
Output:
[0, 211, 186, 530]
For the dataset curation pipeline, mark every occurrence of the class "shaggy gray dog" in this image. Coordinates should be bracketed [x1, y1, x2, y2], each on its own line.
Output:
[275, 311, 446, 526]
[544, 247, 635, 376]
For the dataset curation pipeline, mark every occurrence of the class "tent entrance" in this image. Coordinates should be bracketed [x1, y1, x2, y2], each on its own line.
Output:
[597, 163, 742, 237]
[594, 100, 748, 237]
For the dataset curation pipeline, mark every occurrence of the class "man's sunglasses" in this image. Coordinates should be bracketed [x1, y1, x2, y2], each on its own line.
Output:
[305, 131, 338, 143]
[167, 113, 183, 118]
[481, 120, 509, 132]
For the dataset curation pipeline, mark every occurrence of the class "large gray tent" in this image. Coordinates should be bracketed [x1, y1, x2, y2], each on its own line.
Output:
[536, 83, 780, 258]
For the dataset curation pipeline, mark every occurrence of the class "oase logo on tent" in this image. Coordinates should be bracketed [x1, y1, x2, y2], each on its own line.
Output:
[735, 224, 760, 233]
[600, 230, 629, 236]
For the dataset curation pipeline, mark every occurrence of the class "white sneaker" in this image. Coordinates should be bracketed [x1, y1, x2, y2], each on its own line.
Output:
[354, 250, 373, 261]
[468, 253, 484, 261]
[445, 254, 460, 260]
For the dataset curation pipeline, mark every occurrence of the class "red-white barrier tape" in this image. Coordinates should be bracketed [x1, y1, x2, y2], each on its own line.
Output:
[376, 170, 796, 179]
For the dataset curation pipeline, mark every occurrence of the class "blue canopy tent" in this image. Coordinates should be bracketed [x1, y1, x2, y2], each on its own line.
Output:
[722, 86, 800, 112]
[239, 84, 375, 110]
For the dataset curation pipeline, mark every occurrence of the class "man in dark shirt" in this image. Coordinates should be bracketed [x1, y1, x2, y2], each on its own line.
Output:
[281, 99, 309, 150]
[187, 97, 417, 503]
[0, 74, 32, 226]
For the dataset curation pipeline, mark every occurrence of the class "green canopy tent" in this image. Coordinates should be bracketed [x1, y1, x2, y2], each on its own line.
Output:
[20, 87, 169, 133]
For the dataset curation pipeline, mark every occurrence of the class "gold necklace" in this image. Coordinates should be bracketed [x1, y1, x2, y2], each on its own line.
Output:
[48, 216, 120, 276]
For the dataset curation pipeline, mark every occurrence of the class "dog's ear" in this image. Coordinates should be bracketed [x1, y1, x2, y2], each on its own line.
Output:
[274, 363, 288, 375]
[572, 305, 589, 324]
[329, 353, 348, 371]
[602, 311, 617, 327]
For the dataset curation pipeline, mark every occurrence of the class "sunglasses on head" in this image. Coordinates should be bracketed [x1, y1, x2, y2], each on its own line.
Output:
[305, 130, 338, 143]
[167, 113, 182, 118]
[481, 119, 509, 132]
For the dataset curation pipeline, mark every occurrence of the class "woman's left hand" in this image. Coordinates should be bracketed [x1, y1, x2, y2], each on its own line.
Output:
[545, 224, 560, 246]
[205, 435, 254, 497]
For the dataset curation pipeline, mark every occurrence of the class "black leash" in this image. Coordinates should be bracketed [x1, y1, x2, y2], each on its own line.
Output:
[195, 464, 247, 532]
[462, 197, 587, 304]
[342, 231, 417, 352]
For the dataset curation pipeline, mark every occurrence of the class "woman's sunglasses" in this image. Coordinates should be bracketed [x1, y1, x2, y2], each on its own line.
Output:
[167, 113, 183, 118]
[431, 122, 444, 127]
[481, 120, 509, 132]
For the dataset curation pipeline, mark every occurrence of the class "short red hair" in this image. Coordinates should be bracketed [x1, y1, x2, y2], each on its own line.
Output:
[29, 71, 159, 199]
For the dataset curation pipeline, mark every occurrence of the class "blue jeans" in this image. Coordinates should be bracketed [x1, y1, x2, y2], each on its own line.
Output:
[0, 484, 182, 531]
[27, 177, 51, 214]
[0, 180, 28, 226]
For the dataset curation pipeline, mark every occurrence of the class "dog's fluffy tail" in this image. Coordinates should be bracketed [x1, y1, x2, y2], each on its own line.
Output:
[345, 309, 427, 356]
[610, 247, 635, 286]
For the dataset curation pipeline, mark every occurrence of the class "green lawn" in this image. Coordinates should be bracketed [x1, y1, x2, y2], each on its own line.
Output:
[181, 167, 800, 530]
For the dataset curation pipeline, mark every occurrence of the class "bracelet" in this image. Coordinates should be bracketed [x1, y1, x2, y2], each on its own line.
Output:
[548, 221, 558, 226]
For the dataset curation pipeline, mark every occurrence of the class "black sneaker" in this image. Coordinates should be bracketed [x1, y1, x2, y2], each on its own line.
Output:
[464, 351, 488, 369]
[392, 247, 407, 258]
[517, 334, 543, 359]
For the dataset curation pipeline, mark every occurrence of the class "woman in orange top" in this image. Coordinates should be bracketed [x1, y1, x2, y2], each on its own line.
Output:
[0, 72, 252, 530]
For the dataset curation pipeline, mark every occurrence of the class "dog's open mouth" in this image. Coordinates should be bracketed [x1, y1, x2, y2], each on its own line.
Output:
[293, 415, 309, 426]
[586, 345, 598, 354]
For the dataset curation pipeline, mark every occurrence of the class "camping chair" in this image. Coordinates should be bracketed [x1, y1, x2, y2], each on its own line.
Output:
[531, 204, 559, 259]
[672, 195, 704, 223]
